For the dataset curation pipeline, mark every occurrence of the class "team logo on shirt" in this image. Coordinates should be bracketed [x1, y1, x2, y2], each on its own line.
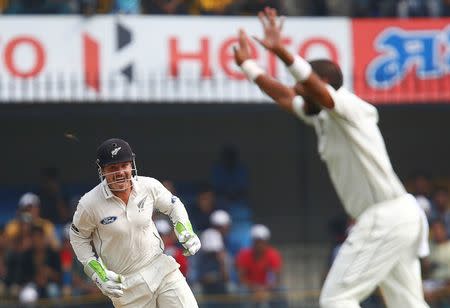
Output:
[171, 195, 178, 204]
[100, 216, 118, 225]
[137, 196, 147, 212]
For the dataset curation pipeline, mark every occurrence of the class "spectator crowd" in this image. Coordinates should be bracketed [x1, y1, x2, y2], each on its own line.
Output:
[1, 0, 450, 17]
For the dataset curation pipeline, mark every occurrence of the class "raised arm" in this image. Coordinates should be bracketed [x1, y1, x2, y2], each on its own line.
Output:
[254, 7, 335, 110]
[233, 29, 296, 113]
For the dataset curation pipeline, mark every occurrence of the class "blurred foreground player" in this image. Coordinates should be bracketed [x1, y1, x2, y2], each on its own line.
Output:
[234, 8, 430, 308]
[70, 138, 200, 307]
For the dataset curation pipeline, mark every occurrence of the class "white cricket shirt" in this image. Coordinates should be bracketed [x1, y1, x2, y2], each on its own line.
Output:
[292, 86, 406, 218]
[70, 176, 189, 275]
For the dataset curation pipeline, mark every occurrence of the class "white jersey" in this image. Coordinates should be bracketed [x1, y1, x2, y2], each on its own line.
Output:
[292, 85, 406, 218]
[70, 176, 189, 276]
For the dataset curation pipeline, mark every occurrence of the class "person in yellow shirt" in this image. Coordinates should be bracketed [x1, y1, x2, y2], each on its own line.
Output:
[190, 0, 236, 15]
[5, 193, 60, 251]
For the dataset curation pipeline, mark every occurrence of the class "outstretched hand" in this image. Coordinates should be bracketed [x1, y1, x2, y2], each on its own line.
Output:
[253, 7, 285, 51]
[233, 28, 252, 66]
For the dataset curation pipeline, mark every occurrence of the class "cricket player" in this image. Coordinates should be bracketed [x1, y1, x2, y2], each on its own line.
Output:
[69, 138, 201, 307]
[234, 7, 430, 308]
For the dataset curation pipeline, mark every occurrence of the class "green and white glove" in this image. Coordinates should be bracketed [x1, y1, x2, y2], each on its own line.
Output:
[84, 259, 125, 298]
[174, 221, 201, 256]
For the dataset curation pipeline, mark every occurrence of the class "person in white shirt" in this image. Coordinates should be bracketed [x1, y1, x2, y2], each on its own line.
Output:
[233, 7, 430, 308]
[69, 138, 201, 307]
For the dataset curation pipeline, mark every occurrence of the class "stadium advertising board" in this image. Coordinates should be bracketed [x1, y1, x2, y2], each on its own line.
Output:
[352, 19, 450, 104]
[0, 16, 350, 102]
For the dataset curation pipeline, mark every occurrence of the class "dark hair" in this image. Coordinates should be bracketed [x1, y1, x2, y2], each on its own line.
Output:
[309, 59, 343, 90]
[197, 183, 214, 194]
[31, 225, 44, 235]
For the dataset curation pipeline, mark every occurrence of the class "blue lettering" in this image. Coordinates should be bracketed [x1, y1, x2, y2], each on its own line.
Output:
[367, 28, 441, 89]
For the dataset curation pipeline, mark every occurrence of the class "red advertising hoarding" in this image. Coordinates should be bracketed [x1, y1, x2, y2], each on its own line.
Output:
[352, 19, 450, 104]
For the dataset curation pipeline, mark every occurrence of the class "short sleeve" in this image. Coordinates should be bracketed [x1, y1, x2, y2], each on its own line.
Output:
[150, 178, 177, 213]
[235, 250, 248, 270]
[268, 249, 282, 271]
[326, 85, 378, 124]
[146, 177, 190, 224]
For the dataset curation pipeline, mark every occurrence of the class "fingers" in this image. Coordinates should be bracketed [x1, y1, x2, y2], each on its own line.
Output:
[182, 235, 201, 256]
[264, 7, 278, 25]
[106, 281, 123, 290]
[186, 236, 201, 255]
[278, 16, 285, 31]
[258, 11, 267, 29]
[238, 28, 247, 48]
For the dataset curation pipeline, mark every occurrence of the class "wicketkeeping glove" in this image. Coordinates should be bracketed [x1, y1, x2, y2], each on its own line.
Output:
[175, 221, 201, 256]
[84, 258, 125, 298]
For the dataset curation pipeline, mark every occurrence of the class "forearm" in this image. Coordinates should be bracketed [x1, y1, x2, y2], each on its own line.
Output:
[272, 45, 294, 67]
[240, 60, 296, 112]
[255, 75, 296, 112]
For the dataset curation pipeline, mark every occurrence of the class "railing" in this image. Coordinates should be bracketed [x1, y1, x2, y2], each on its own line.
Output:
[0, 72, 449, 104]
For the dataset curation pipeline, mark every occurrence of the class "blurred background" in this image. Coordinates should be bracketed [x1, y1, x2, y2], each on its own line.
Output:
[0, 0, 449, 307]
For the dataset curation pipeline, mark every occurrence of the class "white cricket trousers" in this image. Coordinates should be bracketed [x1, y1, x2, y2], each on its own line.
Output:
[319, 194, 430, 308]
[111, 255, 198, 308]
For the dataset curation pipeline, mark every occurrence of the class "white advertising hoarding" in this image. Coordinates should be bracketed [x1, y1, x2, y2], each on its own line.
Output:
[0, 16, 351, 102]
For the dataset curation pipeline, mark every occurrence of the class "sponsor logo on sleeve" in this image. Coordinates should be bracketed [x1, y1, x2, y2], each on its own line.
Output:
[71, 223, 80, 234]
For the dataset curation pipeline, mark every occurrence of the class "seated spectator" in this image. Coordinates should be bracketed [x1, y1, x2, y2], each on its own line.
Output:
[423, 220, 450, 305]
[198, 228, 229, 305]
[162, 179, 177, 194]
[39, 167, 70, 224]
[235, 0, 286, 15]
[22, 226, 62, 299]
[409, 172, 434, 217]
[210, 210, 231, 244]
[190, 0, 237, 14]
[191, 184, 217, 232]
[143, 0, 189, 14]
[155, 219, 189, 277]
[236, 224, 286, 307]
[5, 213, 34, 297]
[429, 187, 450, 235]
[397, 0, 430, 17]
[211, 145, 249, 209]
[5, 193, 60, 251]
[113, 0, 140, 13]
[4, 0, 73, 13]
[59, 224, 98, 297]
